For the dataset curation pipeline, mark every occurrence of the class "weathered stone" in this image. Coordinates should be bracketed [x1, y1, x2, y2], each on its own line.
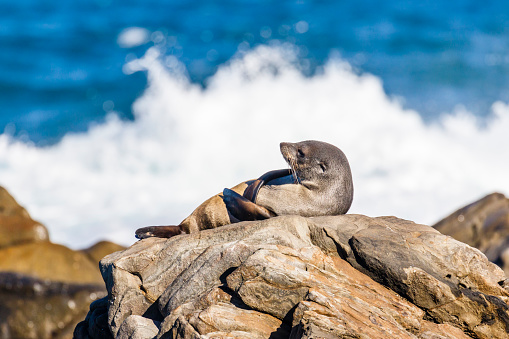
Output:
[434, 192, 509, 275]
[0, 186, 49, 248]
[0, 272, 105, 339]
[77, 213, 509, 338]
[188, 303, 284, 338]
[347, 215, 508, 337]
[117, 315, 160, 339]
[0, 186, 125, 338]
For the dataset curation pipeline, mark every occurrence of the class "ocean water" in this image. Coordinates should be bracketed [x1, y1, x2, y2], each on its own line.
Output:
[1, 1, 509, 249]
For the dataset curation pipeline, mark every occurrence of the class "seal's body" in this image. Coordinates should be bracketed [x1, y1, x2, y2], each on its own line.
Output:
[135, 140, 353, 239]
[257, 141, 353, 217]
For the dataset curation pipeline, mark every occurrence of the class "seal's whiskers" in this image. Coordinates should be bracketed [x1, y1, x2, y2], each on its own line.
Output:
[288, 158, 301, 184]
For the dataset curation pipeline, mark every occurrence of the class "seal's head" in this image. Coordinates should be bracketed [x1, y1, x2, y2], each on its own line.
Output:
[280, 140, 353, 213]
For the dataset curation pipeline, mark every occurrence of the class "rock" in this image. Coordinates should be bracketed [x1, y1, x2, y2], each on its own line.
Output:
[342, 216, 508, 336]
[77, 214, 509, 338]
[74, 297, 113, 339]
[0, 242, 104, 284]
[81, 241, 126, 265]
[0, 186, 126, 338]
[0, 186, 31, 218]
[0, 186, 49, 248]
[434, 193, 509, 275]
[116, 316, 160, 339]
[0, 272, 105, 339]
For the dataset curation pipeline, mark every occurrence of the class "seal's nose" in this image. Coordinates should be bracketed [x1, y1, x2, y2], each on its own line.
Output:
[280, 142, 290, 150]
[279, 142, 293, 154]
[279, 142, 297, 161]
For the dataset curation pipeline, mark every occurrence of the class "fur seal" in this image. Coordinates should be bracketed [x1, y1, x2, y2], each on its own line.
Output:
[135, 140, 353, 239]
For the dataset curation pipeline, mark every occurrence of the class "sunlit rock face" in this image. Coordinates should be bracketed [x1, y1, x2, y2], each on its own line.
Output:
[434, 193, 509, 275]
[76, 214, 509, 339]
[0, 186, 49, 248]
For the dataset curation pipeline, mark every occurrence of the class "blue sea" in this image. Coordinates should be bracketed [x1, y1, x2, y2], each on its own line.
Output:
[1, 0, 508, 248]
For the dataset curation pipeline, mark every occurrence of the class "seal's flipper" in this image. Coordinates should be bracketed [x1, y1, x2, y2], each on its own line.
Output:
[135, 225, 183, 239]
[243, 179, 263, 202]
[223, 188, 275, 221]
[243, 169, 292, 202]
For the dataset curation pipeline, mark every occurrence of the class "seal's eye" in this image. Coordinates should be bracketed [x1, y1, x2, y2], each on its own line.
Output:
[297, 149, 305, 158]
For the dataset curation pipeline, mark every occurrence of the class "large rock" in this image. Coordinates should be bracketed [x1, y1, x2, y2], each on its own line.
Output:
[0, 272, 105, 339]
[76, 214, 509, 339]
[81, 241, 127, 266]
[434, 193, 509, 275]
[0, 239, 124, 339]
[0, 186, 49, 248]
[0, 242, 104, 284]
[0, 186, 126, 338]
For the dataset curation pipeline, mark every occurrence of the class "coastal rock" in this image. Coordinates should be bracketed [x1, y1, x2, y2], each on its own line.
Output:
[0, 272, 105, 339]
[0, 186, 126, 338]
[0, 186, 49, 248]
[0, 242, 104, 284]
[77, 214, 509, 339]
[434, 192, 509, 275]
[0, 238, 125, 339]
[81, 240, 127, 266]
[116, 315, 160, 339]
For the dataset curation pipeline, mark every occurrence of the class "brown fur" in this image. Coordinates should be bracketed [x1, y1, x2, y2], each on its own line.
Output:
[179, 181, 249, 233]
[135, 140, 353, 240]
[135, 181, 250, 239]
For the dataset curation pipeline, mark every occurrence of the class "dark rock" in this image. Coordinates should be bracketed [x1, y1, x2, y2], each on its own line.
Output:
[0, 272, 105, 339]
[74, 297, 112, 339]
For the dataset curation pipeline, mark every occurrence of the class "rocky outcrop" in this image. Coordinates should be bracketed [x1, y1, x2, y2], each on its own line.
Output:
[75, 214, 509, 339]
[0, 186, 49, 248]
[0, 242, 104, 284]
[81, 241, 128, 267]
[434, 193, 509, 275]
[0, 272, 105, 339]
[0, 186, 125, 338]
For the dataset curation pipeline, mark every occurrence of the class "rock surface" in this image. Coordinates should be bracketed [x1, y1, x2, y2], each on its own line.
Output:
[81, 240, 128, 266]
[0, 242, 104, 284]
[434, 192, 509, 276]
[76, 214, 509, 339]
[0, 186, 125, 338]
[0, 186, 49, 248]
[0, 272, 106, 339]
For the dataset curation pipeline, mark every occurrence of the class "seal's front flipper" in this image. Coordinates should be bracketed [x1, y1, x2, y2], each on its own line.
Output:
[135, 225, 183, 239]
[243, 169, 292, 202]
[222, 188, 275, 222]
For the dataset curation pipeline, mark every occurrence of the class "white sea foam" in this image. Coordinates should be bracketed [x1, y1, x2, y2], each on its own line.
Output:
[1, 45, 508, 249]
[117, 27, 150, 48]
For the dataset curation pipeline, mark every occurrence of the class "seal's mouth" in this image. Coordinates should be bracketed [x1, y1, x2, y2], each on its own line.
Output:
[280, 142, 301, 184]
